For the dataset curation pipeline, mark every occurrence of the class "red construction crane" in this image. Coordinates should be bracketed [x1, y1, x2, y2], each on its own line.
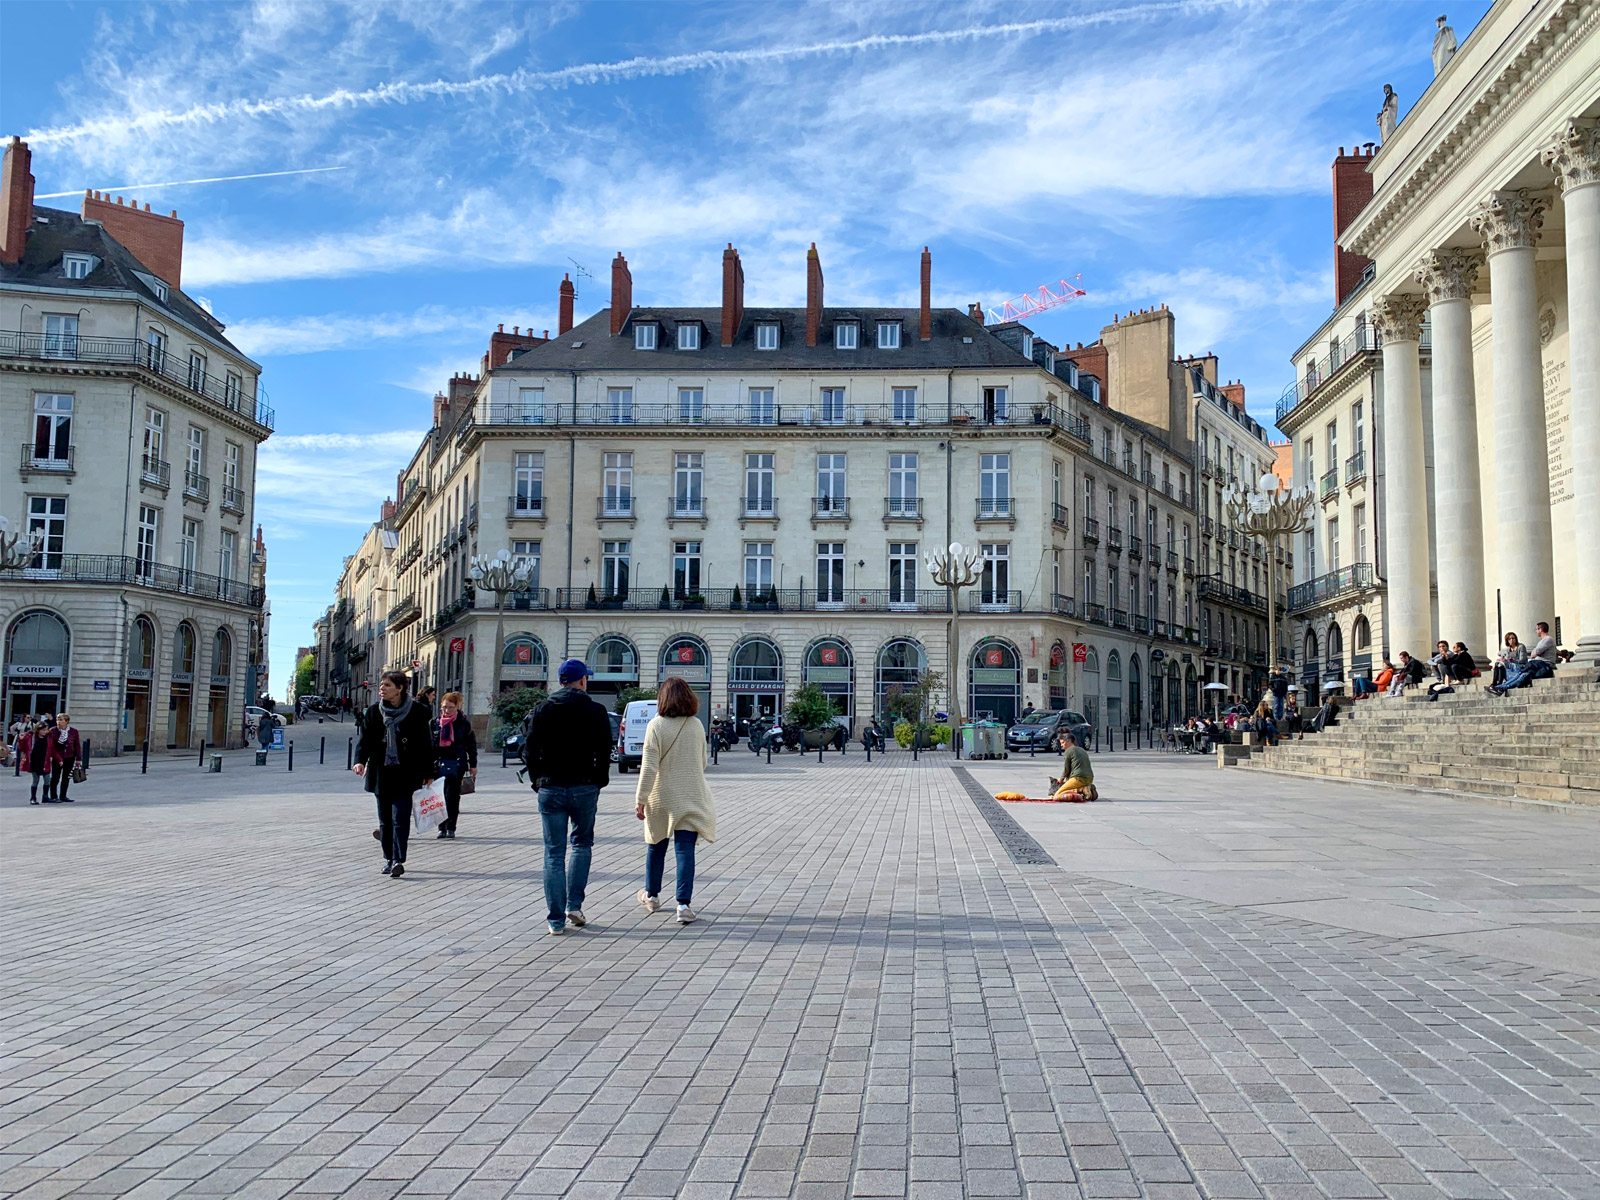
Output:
[986, 276, 1087, 324]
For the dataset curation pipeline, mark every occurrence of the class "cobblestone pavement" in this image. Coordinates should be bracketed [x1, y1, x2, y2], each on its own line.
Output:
[2, 750, 1598, 1199]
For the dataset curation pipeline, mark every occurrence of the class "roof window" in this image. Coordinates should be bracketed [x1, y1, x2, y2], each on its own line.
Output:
[677, 323, 701, 350]
[634, 322, 658, 350]
[135, 271, 168, 303]
[63, 253, 98, 280]
[834, 321, 859, 350]
[877, 321, 901, 349]
[756, 322, 779, 351]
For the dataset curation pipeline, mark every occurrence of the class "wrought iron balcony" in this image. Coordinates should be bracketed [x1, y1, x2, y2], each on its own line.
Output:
[0, 552, 262, 607]
[1127, 535, 1143, 561]
[975, 496, 1014, 521]
[1107, 526, 1123, 552]
[742, 497, 779, 520]
[509, 494, 544, 519]
[184, 469, 210, 501]
[1082, 517, 1100, 545]
[1287, 562, 1376, 613]
[1320, 467, 1339, 499]
[1051, 502, 1069, 530]
[1344, 451, 1367, 486]
[1165, 550, 1179, 571]
[812, 495, 849, 520]
[19, 444, 74, 477]
[598, 495, 635, 519]
[140, 455, 170, 489]
[220, 484, 245, 514]
[386, 592, 421, 630]
[885, 496, 922, 521]
[1052, 593, 1076, 617]
[1277, 322, 1382, 425]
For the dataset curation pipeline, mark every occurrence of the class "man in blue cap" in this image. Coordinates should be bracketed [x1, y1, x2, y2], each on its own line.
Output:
[523, 657, 614, 934]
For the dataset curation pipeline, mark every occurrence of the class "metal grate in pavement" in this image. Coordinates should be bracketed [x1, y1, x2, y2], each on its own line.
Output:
[952, 765, 1057, 865]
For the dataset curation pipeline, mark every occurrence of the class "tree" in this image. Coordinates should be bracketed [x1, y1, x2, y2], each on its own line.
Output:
[784, 683, 836, 730]
[614, 685, 658, 714]
[492, 686, 547, 728]
[293, 653, 316, 700]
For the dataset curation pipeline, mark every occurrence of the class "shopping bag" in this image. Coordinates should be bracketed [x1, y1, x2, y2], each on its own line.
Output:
[72, 765, 87, 784]
[459, 773, 476, 796]
[413, 781, 447, 834]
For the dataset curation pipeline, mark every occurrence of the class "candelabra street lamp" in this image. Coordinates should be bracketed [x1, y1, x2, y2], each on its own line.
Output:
[0, 516, 42, 571]
[1224, 473, 1315, 682]
[925, 542, 983, 746]
[469, 550, 535, 711]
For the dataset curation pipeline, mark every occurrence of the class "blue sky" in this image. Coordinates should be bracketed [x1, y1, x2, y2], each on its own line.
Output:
[1, 0, 1488, 695]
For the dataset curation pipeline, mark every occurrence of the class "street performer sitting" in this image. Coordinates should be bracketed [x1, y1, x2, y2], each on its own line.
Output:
[1048, 730, 1098, 801]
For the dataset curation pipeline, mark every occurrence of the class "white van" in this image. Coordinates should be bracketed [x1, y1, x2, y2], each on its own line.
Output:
[618, 699, 658, 772]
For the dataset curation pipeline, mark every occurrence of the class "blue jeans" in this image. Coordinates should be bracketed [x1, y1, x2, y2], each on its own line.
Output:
[1500, 659, 1553, 691]
[646, 830, 698, 905]
[1272, 694, 1285, 721]
[539, 785, 599, 926]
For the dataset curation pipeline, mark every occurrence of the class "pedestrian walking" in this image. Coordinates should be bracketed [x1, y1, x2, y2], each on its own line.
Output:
[416, 686, 437, 717]
[353, 671, 436, 880]
[634, 676, 716, 925]
[21, 721, 51, 803]
[524, 658, 613, 935]
[46, 713, 81, 802]
[431, 691, 477, 839]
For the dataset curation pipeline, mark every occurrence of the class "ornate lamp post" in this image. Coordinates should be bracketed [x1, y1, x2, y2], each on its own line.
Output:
[1224, 473, 1315, 682]
[925, 541, 983, 743]
[0, 515, 42, 571]
[469, 550, 535, 710]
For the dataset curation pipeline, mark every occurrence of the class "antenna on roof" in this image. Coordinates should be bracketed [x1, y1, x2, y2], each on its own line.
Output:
[567, 258, 595, 296]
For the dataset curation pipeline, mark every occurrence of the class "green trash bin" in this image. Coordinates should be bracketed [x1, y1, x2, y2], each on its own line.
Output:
[960, 723, 982, 758]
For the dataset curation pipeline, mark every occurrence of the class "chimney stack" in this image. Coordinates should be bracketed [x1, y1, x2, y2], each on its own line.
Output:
[968, 302, 985, 326]
[805, 243, 824, 347]
[558, 273, 575, 335]
[1220, 381, 1246, 411]
[1, 137, 35, 267]
[1332, 146, 1376, 306]
[610, 253, 633, 336]
[82, 188, 186, 289]
[721, 243, 745, 346]
[919, 247, 932, 341]
[381, 498, 397, 525]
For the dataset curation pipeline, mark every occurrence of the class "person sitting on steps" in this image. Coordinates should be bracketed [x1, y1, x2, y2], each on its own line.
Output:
[1489, 621, 1558, 695]
[1372, 658, 1396, 694]
[1388, 651, 1425, 696]
[1493, 632, 1528, 688]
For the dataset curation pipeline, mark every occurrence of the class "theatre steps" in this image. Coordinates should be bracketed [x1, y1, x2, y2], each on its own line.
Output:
[1237, 671, 1600, 809]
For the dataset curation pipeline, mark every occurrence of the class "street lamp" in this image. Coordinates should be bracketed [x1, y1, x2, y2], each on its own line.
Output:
[1224, 472, 1314, 683]
[925, 541, 983, 743]
[469, 549, 535, 710]
[0, 515, 42, 571]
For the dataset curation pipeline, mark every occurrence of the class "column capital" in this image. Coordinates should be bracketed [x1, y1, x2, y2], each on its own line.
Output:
[1370, 292, 1428, 342]
[1415, 249, 1481, 303]
[1470, 189, 1548, 253]
[1542, 118, 1600, 194]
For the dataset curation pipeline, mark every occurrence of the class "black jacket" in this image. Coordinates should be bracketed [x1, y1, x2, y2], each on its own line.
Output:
[431, 713, 478, 769]
[1401, 657, 1427, 685]
[525, 687, 612, 789]
[357, 701, 437, 796]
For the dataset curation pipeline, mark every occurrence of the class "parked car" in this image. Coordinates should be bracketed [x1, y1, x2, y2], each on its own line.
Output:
[1005, 709, 1091, 753]
[617, 699, 658, 772]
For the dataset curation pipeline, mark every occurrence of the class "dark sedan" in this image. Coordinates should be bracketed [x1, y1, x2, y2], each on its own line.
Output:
[1005, 709, 1091, 753]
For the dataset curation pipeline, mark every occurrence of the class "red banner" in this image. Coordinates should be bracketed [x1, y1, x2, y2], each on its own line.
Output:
[515, 644, 532, 663]
[1072, 643, 1088, 664]
[449, 637, 466, 654]
[677, 646, 695, 663]
[820, 646, 837, 665]
[986, 648, 1003, 666]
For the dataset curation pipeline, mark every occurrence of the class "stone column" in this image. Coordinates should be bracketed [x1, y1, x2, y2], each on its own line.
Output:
[1415, 249, 1486, 658]
[1372, 292, 1432, 659]
[1544, 121, 1600, 665]
[1470, 190, 1553, 642]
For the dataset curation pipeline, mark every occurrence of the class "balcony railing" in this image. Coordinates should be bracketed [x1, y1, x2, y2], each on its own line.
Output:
[1052, 593, 1076, 617]
[1127, 535, 1143, 560]
[1051, 503, 1069, 530]
[1165, 550, 1179, 571]
[885, 496, 922, 520]
[1112, 609, 1129, 630]
[386, 593, 421, 630]
[1197, 575, 1268, 613]
[0, 553, 262, 607]
[430, 596, 474, 633]
[396, 539, 423, 572]
[1320, 467, 1339, 499]
[1344, 451, 1367, 486]
[220, 484, 245, 514]
[975, 496, 1013, 521]
[1082, 517, 1100, 544]
[553, 586, 952, 613]
[742, 497, 778, 520]
[672, 499, 707, 519]
[1287, 562, 1376, 613]
[141, 455, 170, 489]
[0, 330, 274, 429]
[1183, 556, 1194, 576]
[509, 494, 544, 519]
[812, 496, 849, 520]
[1277, 323, 1386, 425]
[1085, 602, 1108, 625]
[1107, 526, 1123, 552]
[598, 495, 634, 519]
[19, 444, 74, 475]
[1201, 516, 1216, 537]
[184, 469, 210, 501]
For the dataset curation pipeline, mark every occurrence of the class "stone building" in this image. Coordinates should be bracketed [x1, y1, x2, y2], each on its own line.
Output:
[0, 137, 272, 751]
[1281, 0, 1600, 679]
[337, 247, 1269, 735]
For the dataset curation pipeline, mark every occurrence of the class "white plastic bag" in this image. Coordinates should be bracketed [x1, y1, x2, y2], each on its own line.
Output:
[413, 780, 447, 834]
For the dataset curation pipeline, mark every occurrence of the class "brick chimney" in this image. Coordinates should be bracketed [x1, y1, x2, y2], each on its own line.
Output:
[721, 243, 745, 346]
[82, 189, 185, 290]
[967, 302, 985, 326]
[919, 247, 932, 341]
[488, 323, 546, 369]
[558, 273, 575, 335]
[610, 252, 632, 336]
[380, 498, 397, 525]
[432, 391, 450, 427]
[1220, 381, 1246, 410]
[805, 243, 824, 347]
[1, 137, 34, 267]
[1332, 145, 1376, 306]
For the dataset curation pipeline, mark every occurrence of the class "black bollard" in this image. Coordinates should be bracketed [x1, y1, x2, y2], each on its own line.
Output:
[142, 739, 149, 774]
[84, 739, 91, 770]
[320, 736, 326, 765]
[287, 742, 294, 771]
[346, 738, 353, 770]
[818, 738, 824, 765]
[913, 736, 919, 762]
[1030, 738, 1036, 757]
[865, 739, 872, 763]
[198, 739, 206, 768]
[766, 740, 772, 765]
[502, 742, 510, 769]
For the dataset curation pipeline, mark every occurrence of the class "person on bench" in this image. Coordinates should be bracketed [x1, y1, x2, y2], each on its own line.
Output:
[1489, 621, 1558, 694]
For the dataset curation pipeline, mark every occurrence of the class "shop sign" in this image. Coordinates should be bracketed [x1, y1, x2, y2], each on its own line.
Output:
[985, 648, 1004, 666]
[677, 646, 697, 664]
[6, 663, 63, 678]
[805, 666, 850, 684]
[449, 637, 466, 653]
[661, 665, 709, 683]
[819, 646, 838, 665]
[502, 664, 547, 681]
[515, 644, 533, 663]
[1072, 643, 1088, 664]
[972, 668, 1016, 685]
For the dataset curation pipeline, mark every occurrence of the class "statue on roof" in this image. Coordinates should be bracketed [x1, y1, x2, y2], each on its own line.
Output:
[1377, 84, 1399, 143]
[1432, 15, 1458, 74]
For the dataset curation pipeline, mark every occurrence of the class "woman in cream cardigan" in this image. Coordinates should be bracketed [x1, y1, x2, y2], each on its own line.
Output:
[634, 676, 716, 924]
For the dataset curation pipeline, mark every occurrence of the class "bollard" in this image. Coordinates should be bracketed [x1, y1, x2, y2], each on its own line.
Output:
[198, 739, 206, 768]
[502, 743, 510, 769]
[320, 736, 326, 765]
[766, 740, 772, 765]
[346, 738, 354, 770]
[287, 742, 294, 771]
[818, 738, 824, 765]
[913, 738, 919, 762]
[1030, 738, 1036, 757]
[142, 739, 149, 774]
[711, 740, 718, 766]
[84, 739, 91, 770]
[865, 739, 872, 763]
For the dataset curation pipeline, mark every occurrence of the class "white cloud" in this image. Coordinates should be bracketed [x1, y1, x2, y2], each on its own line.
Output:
[257, 430, 425, 532]
[227, 305, 556, 356]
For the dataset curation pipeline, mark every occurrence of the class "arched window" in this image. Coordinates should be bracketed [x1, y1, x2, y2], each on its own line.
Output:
[502, 633, 549, 684]
[173, 622, 197, 679]
[969, 638, 1022, 725]
[803, 638, 854, 719]
[129, 615, 155, 674]
[660, 635, 710, 682]
[1083, 646, 1100, 674]
[6, 610, 70, 680]
[1304, 629, 1319, 663]
[1106, 651, 1122, 683]
[731, 637, 783, 684]
[587, 634, 638, 681]
[874, 638, 925, 718]
[1353, 615, 1371, 651]
[211, 628, 233, 680]
[1048, 640, 1068, 709]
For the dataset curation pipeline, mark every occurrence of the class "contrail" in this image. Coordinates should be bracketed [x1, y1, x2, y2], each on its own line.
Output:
[25, 2, 1232, 147]
[34, 165, 347, 199]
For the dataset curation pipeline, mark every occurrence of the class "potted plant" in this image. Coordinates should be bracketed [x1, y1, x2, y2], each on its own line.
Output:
[584, 583, 599, 610]
[750, 589, 778, 611]
[785, 684, 838, 748]
[658, 586, 672, 610]
[681, 592, 706, 610]
[730, 585, 743, 610]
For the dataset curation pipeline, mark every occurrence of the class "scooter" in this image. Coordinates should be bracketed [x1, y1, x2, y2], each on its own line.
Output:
[748, 717, 782, 754]
[862, 716, 888, 753]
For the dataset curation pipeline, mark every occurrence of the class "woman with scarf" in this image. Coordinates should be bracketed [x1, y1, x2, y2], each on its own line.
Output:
[353, 671, 435, 878]
[430, 691, 477, 839]
[46, 713, 81, 802]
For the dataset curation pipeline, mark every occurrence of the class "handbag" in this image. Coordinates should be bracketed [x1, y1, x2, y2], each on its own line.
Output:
[437, 756, 464, 777]
[459, 773, 476, 796]
[72, 764, 87, 784]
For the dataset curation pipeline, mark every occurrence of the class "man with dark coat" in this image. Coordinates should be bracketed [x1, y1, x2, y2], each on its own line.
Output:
[524, 659, 614, 935]
[353, 671, 436, 879]
[1267, 669, 1289, 720]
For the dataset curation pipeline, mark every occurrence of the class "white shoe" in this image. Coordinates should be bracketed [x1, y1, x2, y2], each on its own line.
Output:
[676, 905, 697, 924]
[639, 890, 660, 913]
[567, 910, 586, 927]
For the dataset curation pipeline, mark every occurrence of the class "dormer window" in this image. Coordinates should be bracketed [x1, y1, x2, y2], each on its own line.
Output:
[1021, 333, 1034, 358]
[1066, 361, 1079, 387]
[676, 323, 701, 350]
[634, 322, 658, 350]
[135, 271, 169, 303]
[877, 321, 901, 349]
[1045, 350, 1055, 372]
[834, 321, 859, 350]
[63, 254, 97, 280]
[755, 322, 779, 351]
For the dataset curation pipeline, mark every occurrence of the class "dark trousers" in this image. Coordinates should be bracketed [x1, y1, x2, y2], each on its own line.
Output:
[50, 761, 73, 800]
[30, 770, 48, 800]
[376, 788, 410, 863]
[646, 830, 699, 905]
[441, 774, 462, 833]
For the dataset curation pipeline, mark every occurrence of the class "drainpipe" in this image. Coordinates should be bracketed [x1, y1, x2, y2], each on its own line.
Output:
[565, 370, 578, 600]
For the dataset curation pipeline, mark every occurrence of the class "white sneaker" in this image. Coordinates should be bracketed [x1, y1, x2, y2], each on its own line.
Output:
[567, 910, 586, 927]
[638, 890, 660, 913]
[676, 905, 697, 924]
